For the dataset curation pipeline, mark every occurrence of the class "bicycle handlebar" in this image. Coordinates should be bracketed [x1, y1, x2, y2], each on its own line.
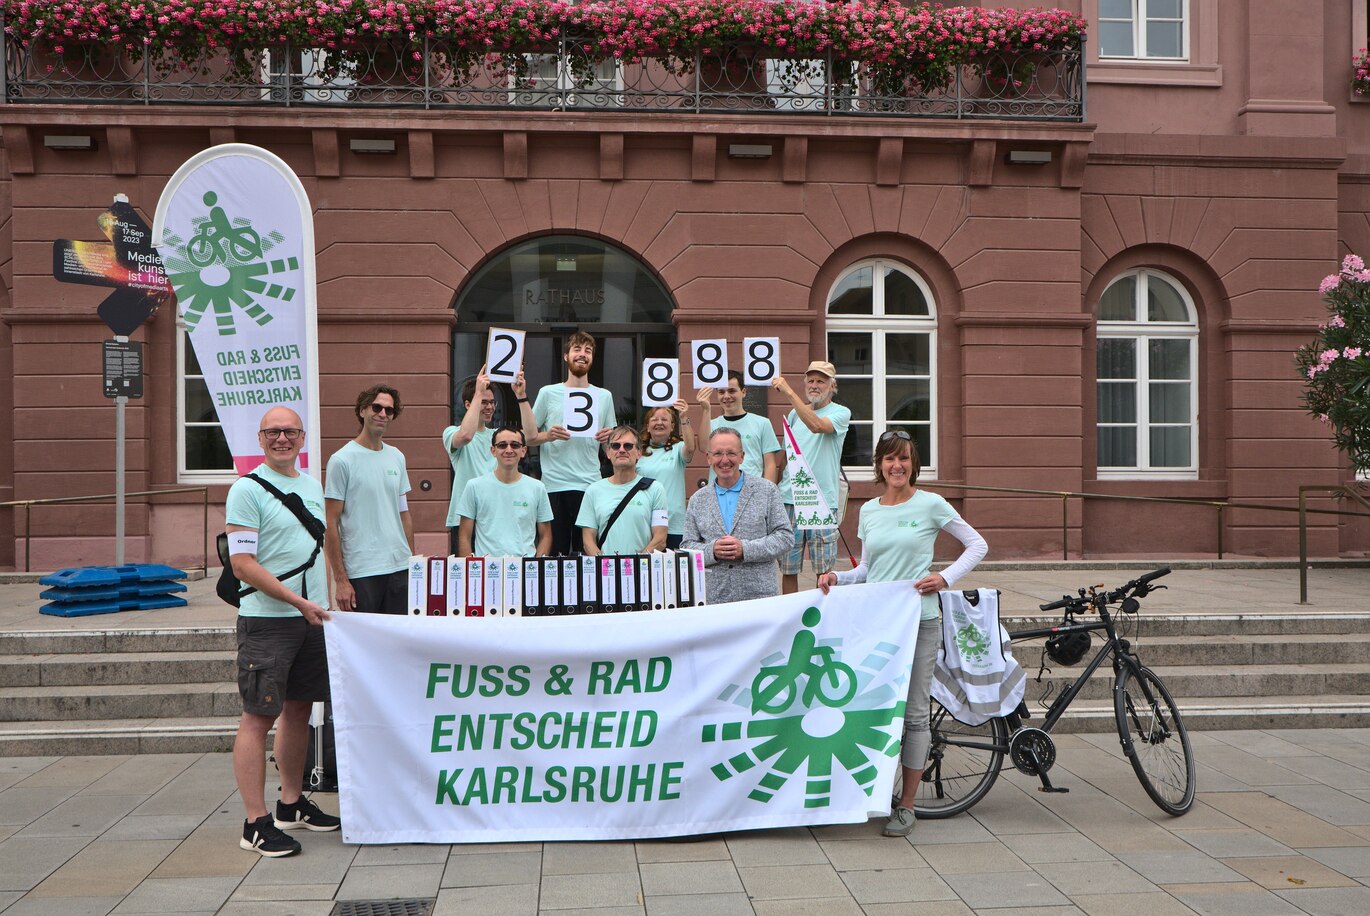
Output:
[1037, 567, 1171, 612]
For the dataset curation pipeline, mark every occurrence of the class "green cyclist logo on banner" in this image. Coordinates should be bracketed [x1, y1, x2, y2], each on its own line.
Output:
[162, 191, 299, 336]
[702, 607, 906, 809]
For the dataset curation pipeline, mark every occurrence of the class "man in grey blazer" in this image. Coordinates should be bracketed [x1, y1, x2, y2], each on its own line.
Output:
[683, 427, 793, 604]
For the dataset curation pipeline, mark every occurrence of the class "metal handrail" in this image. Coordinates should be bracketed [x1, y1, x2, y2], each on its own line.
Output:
[1297, 484, 1370, 603]
[0, 487, 211, 574]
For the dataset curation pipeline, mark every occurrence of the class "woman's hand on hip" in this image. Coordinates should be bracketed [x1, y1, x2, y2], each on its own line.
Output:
[913, 573, 947, 596]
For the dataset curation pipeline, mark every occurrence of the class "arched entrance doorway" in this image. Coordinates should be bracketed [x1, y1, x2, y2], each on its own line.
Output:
[451, 234, 677, 477]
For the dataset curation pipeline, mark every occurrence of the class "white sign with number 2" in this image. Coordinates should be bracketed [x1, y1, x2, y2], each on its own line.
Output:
[485, 327, 526, 385]
[743, 337, 781, 386]
[642, 359, 679, 407]
[691, 339, 729, 389]
[562, 388, 605, 438]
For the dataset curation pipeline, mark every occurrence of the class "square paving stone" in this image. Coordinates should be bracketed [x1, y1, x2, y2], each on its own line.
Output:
[640, 860, 742, 897]
[840, 866, 958, 905]
[1117, 850, 1246, 885]
[1201, 793, 1370, 848]
[27, 839, 176, 897]
[440, 850, 541, 888]
[646, 892, 756, 916]
[433, 883, 538, 916]
[229, 883, 338, 902]
[0, 787, 81, 826]
[726, 830, 828, 867]
[18, 795, 146, 839]
[905, 817, 996, 845]
[1033, 860, 1160, 895]
[1264, 785, 1370, 828]
[1171, 828, 1295, 858]
[858, 903, 974, 916]
[736, 863, 847, 901]
[999, 832, 1116, 864]
[1072, 892, 1199, 916]
[218, 902, 335, 915]
[448, 841, 541, 855]
[542, 908, 642, 916]
[101, 815, 204, 842]
[335, 863, 444, 902]
[1161, 881, 1304, 915]
[81, 756, 198, 797]
[15, 758, 126, 790]
[149, 824, 259, 878]
[1219, 855, 1360, 890]
[540, 872, 642, 910]
[0, 836, 93, 891]
[1302, 845, 1370, 878]
[751, 897, 864, 916]
[940, 870, 1071, 909]
[914, 841, 1030, 875]
[818, 837, 927, 871]
[352, 844, 451, 866]
[109, 875, 240, 913]
[1, 895, 123, 915]
[635, 838, 731, 863]
[542, 841, 637, 875]
[239, 836, 356, 886]
[1272, 885, 1370, 913]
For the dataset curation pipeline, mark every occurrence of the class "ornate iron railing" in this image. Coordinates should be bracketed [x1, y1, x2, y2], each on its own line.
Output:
[3, 35, 1084, 120]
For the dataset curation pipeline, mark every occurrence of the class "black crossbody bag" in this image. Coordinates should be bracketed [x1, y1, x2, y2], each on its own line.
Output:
[595, 477, 654, 550]
[216, 474, 326, 607]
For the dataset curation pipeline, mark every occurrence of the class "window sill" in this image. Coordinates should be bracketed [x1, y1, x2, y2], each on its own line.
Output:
[1095, 470, 1200, 482]
[178, 472, 238, 487]
[1088, 60, 1222, 88]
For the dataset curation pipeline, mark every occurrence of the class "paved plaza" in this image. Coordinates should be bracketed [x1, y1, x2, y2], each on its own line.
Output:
[3, 564, 1370, 914]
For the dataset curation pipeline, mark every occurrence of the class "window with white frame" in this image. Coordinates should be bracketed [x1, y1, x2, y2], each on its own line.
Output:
[1098, 0, 1188, 60]
[1096, 269, 1198, 477]
[826, 260, 936, 476]
[177, 328, 235, 481]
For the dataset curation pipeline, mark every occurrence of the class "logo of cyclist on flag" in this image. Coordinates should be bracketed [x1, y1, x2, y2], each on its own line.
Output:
[703, 606, 907, 808]
[161, 190, 300, 337]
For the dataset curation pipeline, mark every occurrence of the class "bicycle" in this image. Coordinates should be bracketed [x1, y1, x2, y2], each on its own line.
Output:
[912, 567, 1196, 819]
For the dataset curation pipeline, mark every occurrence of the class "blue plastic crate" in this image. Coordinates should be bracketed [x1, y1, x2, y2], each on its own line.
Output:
[39, 581, 188, 603]
[39, 594, 189, 618]
[40, 564, 187, 589]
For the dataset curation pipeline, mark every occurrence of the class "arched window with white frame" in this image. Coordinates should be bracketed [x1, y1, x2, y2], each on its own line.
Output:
[825, 260, 937, 477]
[1096, 268, 1198, 477]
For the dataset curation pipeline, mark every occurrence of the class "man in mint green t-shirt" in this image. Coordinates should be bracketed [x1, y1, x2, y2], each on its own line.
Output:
[443, 370, 497, 528]
[774, 360, 851, 594]
[521, 330, 616, 555]
[700, 370, 782, 486]
[324, 384, 414, 615]
[576, 426, 669, 556]
[457, 426, 553, 557]
[225, 406, 338, 858]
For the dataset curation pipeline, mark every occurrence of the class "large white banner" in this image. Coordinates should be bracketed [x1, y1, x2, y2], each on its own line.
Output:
[152, 144, 320, 475]
[326, 582, 918, 843]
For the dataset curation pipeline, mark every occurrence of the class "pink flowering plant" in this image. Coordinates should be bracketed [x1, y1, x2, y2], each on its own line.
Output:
[1356, 47, 1370, 96]
[1297, 254, 1370, 470]
[1, 0, 1085, 86]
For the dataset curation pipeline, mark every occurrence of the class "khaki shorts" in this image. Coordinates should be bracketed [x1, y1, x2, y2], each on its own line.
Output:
[236, 616, 329, 717]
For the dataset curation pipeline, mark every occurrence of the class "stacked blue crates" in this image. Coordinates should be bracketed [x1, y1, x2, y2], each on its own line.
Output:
[39, 564, 189, 617]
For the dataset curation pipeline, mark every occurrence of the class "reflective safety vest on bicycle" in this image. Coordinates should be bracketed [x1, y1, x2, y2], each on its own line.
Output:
[931, 589, 1026, 726]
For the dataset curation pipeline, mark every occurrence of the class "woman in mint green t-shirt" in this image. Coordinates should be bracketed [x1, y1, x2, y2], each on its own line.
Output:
[818, 430, 987, 839]
[635, 400, 698, 549]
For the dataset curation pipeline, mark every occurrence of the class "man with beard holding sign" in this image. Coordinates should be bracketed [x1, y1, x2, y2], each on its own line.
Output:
[521, 330, 616, 555]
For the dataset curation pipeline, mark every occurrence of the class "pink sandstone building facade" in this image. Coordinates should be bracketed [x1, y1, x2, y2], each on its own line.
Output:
[0, 0, 1366, 569]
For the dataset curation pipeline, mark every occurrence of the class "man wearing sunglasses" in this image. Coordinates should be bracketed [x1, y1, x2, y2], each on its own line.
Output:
[456, 426, 553, 557]
[577, 426, 668, 556]
[324, 385, 414, 614]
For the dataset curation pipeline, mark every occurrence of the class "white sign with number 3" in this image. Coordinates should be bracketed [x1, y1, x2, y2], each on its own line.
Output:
[485, 327, 526, 385]
[562, 388, 605, 438]
[743, 337, 781, 387]
[691, 339, 729, 389]
[642, 359, 679, 407]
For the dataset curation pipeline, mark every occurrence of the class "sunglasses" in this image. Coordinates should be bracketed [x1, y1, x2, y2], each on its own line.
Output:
[259, 428, 304, 441]
[879, 429, 912, 443]
[493, 440, 524, 450]
[607, 442, 637, 452]
[369, 403, 397, 416]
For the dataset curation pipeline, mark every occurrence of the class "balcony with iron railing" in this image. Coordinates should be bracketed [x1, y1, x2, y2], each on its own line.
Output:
[2, 26, 1085, 120]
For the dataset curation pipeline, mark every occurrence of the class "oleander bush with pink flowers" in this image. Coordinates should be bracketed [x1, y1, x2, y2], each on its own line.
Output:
[1355, 47, 1370, 96]
[1, 0, 1085, 86]
[1297, 255, 1370, 471]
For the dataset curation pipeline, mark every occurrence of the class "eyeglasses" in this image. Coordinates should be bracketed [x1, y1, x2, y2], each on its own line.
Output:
[607, 442, 637, 452]
[369, 403, 397, 416]
[259, 428, 304, 441]
[879, 429, 912, 443]
[493, 440, 524, 450]
[709, 450, 742, 460]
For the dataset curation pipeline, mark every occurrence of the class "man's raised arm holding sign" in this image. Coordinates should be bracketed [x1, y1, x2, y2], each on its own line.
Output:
[520, 330, 616, 556]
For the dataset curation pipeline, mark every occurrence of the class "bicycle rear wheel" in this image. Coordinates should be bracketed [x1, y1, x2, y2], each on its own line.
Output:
[1114, 665, 1195, 815]
[911, 700, 1008, 819]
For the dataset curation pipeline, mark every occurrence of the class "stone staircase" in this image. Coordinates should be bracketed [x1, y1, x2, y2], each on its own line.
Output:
[2, 612, 1370, 754]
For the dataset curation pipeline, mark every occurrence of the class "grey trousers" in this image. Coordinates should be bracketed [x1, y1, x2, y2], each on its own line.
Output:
[902, 616, 942, 770]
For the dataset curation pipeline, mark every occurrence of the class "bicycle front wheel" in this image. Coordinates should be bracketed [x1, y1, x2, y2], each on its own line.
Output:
[911, 701, 1008, 819]
[1114, 665, 1196, 815]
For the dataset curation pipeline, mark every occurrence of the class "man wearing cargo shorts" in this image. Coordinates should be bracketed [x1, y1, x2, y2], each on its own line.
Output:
[225, 405, 340, 857]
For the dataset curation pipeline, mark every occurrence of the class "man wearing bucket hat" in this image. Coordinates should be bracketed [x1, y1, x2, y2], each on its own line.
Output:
[773, 360, 851, 595]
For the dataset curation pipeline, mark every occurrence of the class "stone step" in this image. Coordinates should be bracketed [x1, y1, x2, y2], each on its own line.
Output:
[0, 627, 235, 656]
[999, 612, 1370, 637]
[0, 716, 258, 756]
[1034, 694, 1370, 733]
[1007, 633, 1370, 667]
[1018, 663, 1370, 702]
[0, 650, 235, 687]
[0, 682, 238, 722]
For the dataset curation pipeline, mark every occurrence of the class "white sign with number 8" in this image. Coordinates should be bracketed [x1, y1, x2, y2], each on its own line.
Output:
[743, 337, 781, 386]
[642, 358, 679, 407]
[562, 389, 605, 438]
[691, 339, 728, 389]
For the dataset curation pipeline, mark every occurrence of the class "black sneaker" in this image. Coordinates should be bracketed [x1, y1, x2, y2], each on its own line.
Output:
[274, 796, 341, 832]
[241, 815, 301, 857]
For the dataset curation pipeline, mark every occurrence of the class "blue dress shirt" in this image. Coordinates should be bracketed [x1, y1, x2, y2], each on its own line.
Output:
[714, 472, 746, 533]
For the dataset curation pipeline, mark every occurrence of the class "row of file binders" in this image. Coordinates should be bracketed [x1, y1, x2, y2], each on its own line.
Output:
[406, 551, 708, 617]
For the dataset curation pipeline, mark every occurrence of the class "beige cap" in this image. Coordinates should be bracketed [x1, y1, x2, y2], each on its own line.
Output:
[805, 360, 837, 379]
